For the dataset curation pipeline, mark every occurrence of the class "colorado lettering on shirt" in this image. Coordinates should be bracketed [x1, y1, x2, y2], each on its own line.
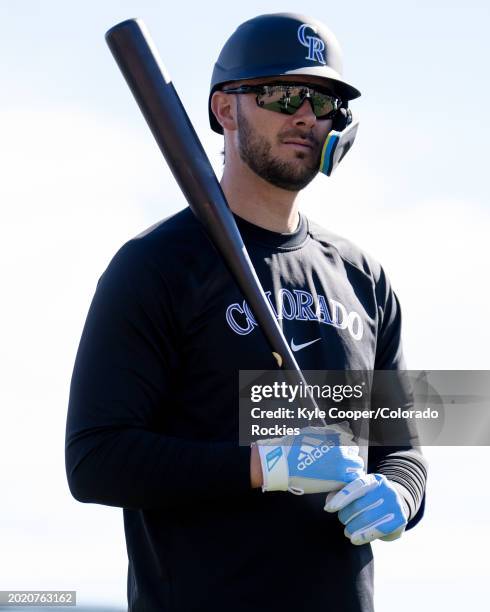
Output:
[225, 288, 364, 341]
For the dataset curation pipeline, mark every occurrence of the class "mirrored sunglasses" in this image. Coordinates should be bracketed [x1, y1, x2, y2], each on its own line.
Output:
[223, 83, 342, 119]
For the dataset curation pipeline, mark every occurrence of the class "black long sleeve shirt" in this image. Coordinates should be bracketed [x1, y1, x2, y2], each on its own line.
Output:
[66, 209, 427, 612]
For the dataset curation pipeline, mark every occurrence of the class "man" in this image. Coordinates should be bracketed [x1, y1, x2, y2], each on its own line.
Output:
[66, 13, 427, 612]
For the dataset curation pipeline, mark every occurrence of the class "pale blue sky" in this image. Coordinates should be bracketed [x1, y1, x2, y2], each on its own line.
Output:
[3, 0, 489, 207]
[1, 1, 489, 610]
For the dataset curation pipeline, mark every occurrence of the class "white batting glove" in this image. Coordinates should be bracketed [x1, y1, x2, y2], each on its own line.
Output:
[324, 473, 409, 545]
[257, 423, 365, 495]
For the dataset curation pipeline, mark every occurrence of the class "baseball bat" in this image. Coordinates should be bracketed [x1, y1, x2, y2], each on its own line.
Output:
[105, 18, 321, 413]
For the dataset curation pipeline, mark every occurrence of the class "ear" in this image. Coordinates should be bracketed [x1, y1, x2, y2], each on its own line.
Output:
[211, 91, 238, 132]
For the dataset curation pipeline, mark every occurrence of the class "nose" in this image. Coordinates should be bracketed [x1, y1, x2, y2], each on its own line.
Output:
[292, 98, 317, 128]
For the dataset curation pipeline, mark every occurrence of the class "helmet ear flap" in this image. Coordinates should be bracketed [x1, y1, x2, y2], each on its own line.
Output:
[319, 106, 359, 176]
[331, 105, 352, 132]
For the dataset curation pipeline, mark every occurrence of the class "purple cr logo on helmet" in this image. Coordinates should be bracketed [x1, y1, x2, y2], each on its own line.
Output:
[297, 23, 327, 65]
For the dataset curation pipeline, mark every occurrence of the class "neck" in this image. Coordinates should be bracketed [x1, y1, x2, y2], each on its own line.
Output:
[220, 159, 300, 234]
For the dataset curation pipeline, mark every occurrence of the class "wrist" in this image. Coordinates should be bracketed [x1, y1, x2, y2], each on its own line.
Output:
[250, 443, 264, 488]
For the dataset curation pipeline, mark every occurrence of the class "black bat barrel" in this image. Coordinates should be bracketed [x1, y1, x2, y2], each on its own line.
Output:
[105, 18, 320, 412]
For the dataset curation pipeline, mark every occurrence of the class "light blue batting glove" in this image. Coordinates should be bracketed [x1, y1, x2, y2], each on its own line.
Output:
[257, 424, 365, 495]
[324, 473, 409, 545]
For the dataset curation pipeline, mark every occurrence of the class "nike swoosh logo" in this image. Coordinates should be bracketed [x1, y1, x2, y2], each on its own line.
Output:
[291, 337, 322, 352]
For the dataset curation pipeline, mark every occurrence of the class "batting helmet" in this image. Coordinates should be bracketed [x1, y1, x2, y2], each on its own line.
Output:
[209, 12, 361, 134]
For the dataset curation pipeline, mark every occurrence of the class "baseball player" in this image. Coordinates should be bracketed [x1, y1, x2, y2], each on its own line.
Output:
[66, 13, 427, 612]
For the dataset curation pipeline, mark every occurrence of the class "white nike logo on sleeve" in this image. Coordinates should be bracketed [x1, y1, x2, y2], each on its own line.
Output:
[291, 337, 322, 352]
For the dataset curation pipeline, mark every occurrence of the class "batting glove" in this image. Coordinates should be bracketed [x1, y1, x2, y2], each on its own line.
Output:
[256, 424, 364, 495]
[324, 473, 409, 545]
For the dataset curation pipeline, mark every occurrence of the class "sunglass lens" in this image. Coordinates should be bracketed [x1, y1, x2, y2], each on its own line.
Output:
[311, 93, 338, 118]
[257, 87, 294, 113]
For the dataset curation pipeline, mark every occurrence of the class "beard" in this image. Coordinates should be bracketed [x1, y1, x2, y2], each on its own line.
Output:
[236, 103, 322, 192]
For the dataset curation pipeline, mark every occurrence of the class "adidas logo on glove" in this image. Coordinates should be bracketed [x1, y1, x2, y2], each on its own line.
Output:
[297, 436, 333, 471]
